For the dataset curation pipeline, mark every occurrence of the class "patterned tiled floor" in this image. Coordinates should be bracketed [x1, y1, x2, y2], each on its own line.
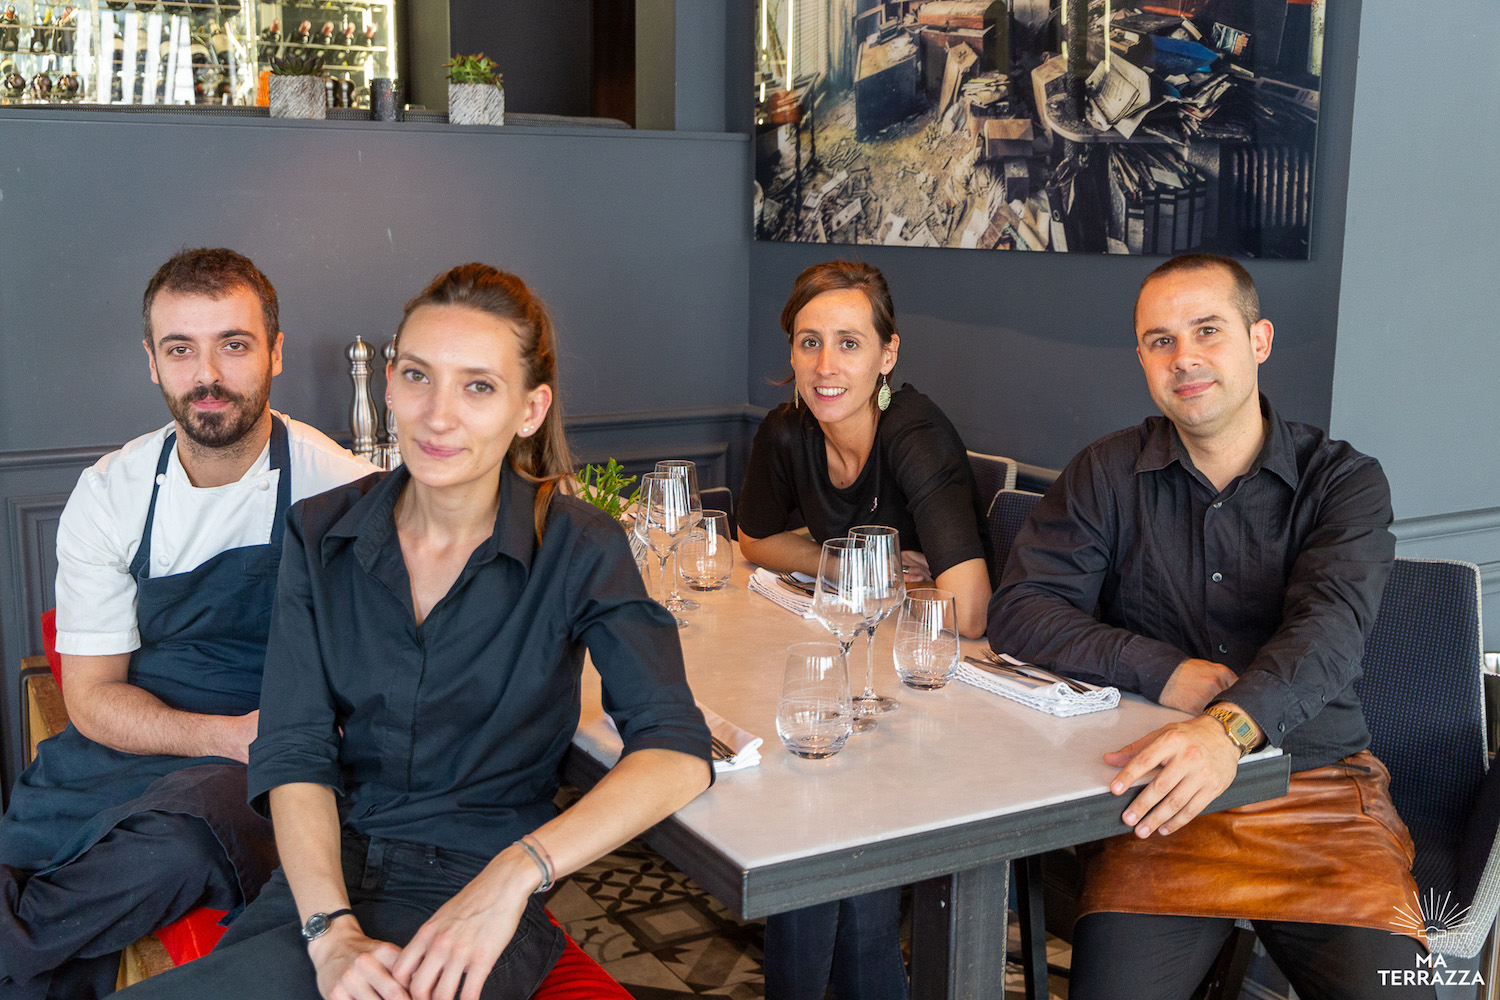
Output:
[550, 838, 1074, 999]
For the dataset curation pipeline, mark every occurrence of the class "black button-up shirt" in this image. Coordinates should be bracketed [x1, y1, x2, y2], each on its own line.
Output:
[988, 397, 1395, 771]
[249, 464, 711, 857]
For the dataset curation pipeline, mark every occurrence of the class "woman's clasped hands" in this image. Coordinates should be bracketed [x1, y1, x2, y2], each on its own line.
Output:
[312, 855, 535, 1000]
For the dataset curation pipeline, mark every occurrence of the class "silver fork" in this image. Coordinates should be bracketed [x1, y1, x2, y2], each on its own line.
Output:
[710, 736, 738, 762]
[977, 650, 1094, 694]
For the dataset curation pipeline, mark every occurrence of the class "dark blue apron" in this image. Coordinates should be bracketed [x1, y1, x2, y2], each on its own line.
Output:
[0, 420, 289, 910]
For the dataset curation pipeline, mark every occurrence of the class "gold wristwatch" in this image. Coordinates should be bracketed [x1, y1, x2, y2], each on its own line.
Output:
[1204, 704, 1260, 757]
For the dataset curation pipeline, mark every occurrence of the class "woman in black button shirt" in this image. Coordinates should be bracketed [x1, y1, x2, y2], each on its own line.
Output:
[124, 265, 713, 1000]
[739, 261, 991, 1000]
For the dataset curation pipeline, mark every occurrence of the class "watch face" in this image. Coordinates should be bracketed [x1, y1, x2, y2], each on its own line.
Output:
[302, 913, 331, 941]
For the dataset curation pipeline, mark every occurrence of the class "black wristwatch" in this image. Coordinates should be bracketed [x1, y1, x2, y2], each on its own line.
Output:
[301, 908, 355, 942]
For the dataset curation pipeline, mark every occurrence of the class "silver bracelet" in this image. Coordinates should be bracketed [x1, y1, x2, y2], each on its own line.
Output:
[516, 837, 553, 893]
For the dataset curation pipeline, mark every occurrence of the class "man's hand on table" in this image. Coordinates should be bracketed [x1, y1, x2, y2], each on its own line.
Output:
[1103, 714, 1245, 838]
[1158, 658, 1237, 714]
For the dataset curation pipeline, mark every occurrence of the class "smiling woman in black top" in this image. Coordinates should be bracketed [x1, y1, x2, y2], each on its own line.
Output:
[124, 265, 713, 1000]
[739, 260, 992, 637]
[738, 261, 991, 1000]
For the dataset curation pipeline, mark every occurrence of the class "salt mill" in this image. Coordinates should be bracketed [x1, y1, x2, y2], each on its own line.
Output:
[346, 335, 378, 460]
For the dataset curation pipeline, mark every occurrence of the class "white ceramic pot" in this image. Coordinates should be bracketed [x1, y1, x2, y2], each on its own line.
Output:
[448, 82, 504, 126]
[268, 75, 326, 119]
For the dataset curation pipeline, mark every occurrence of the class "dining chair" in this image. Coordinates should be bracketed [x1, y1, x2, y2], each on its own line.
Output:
[986, 487, 1044, 582]
[966, 450, 1019, 517]
[981, 487, 1053, 1000]
[701, 485, 736, 540]
[23, 608, 634, 996]
[1207, 558, 1499, 999]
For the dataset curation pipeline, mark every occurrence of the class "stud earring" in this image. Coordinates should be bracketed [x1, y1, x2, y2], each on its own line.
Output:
[877, 373, 892, 412]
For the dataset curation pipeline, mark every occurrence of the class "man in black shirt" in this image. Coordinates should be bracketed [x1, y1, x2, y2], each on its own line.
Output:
[989, 254, 1430, 999]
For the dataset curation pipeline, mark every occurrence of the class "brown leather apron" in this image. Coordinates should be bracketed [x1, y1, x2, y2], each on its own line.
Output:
[1076, 751, 1424, 944]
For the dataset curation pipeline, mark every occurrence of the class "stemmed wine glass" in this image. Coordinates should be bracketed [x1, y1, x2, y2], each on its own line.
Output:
[811, 537, 874, 733]
[849, 524, 903, 718]
[635, 472, 694, 629]
[655, 460, 704, 613]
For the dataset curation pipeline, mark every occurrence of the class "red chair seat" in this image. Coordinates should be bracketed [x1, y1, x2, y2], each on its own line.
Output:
[533, 914, 631, 999]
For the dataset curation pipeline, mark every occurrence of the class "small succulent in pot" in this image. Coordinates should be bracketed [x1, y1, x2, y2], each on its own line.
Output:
[268, 50, 326, 118]
[445, 52, 504, 125]
[270, 50, 325, 76]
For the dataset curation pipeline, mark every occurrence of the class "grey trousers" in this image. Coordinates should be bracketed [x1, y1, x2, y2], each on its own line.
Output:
[119, 834, 565, 1000]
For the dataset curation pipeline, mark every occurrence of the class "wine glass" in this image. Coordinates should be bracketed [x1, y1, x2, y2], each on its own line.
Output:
[849, 525, 903, 718]
[776, 641, 853, 758]
[678, 510, 734, 591]
[893, 589, 960, 690]
[634, 472, 694, 628]
[812, 537, 873, 732]
[655, 461, 704, 612]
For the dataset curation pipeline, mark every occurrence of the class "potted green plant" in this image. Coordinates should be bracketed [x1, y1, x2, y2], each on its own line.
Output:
[268, 51, 326, 119]
[446, 53, 504, 126]
[576, 460, 644, 563]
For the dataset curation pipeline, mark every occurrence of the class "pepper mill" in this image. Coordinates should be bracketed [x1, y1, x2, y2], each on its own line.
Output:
[346, 336, 378, 460]
[379, 337, 401, 469]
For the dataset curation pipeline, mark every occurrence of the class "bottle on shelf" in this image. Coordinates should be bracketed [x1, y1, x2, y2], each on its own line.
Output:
[0, 4, 18, 54]
[53, 4, 74, 56]
[28, 6, 48, 54]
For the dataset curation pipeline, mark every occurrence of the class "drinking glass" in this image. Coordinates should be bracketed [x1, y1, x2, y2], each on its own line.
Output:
[678, 510, 734, 591]
[634, 472, 694, 628]
[893, 589, 960, 690]
[812, 537, 872, 731]
[776, 641, 853, 758]
[655, 461, 704, 612]
[849, 525, 903, 719]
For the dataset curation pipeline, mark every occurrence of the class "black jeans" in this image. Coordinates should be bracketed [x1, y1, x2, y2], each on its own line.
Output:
[119, 833, 565, 1000]
[1070, 911, 1437, 1000]
[763, 888, 908, 1000]
[0, 809, 240, 1000]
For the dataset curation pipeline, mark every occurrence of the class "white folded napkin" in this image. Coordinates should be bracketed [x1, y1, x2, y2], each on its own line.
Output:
[748, 567, 817, 619]
[697, 702, 764, 774]
[956, 657, 1120, 718]
[599, 701, 763, 773]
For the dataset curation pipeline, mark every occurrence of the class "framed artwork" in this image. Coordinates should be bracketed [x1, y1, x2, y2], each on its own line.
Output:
[753, 1, 1325, 258]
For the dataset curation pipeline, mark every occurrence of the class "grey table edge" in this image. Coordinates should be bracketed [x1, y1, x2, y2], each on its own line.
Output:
[562, 747, 1290, 999]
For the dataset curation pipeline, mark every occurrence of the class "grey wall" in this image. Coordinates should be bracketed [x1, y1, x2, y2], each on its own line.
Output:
[0, 109, 751, 789]
[447, 0, 593, 116]
[748, 1, 1364, 474]
[1331, 1, 1500, 646]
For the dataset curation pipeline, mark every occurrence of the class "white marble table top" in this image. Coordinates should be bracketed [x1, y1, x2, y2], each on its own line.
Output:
[575, 546, 1282, 873]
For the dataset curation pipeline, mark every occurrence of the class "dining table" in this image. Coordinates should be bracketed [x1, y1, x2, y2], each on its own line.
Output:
[565, 544, 1290, 1000]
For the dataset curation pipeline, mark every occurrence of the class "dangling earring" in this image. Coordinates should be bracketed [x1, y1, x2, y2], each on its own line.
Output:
[877, 373, 892, 412]
[793, 385, 799, 409]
